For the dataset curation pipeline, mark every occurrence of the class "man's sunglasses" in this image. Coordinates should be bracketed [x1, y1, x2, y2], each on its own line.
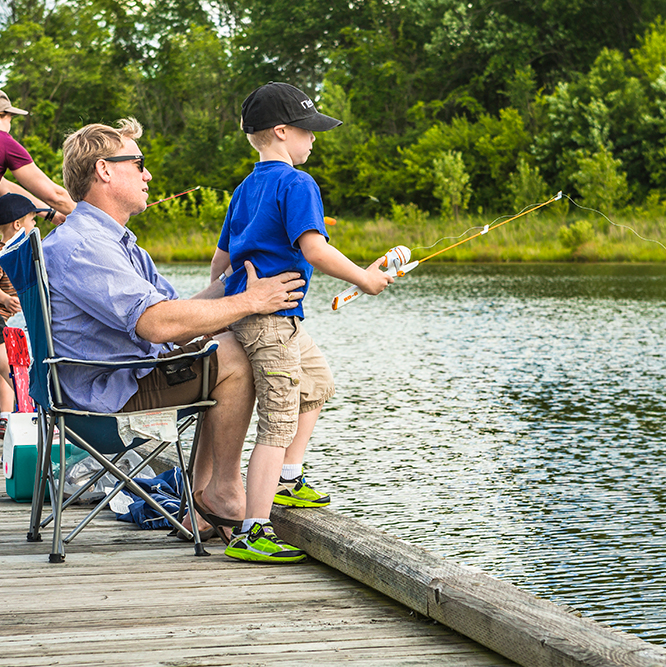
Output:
[103, 154, 145, 172]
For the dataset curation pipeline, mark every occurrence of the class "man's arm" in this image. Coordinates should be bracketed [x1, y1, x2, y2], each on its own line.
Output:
[0, 178, 65, 224]
[135, 262, 305, 344]
[298, 230, 393, 295]
[9, 162, 75, 215]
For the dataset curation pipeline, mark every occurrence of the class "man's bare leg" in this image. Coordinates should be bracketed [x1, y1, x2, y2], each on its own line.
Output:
[184, 332, 255, 533]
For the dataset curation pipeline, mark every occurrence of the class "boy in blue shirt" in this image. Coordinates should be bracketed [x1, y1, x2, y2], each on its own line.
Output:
[210, 82, 392, 563]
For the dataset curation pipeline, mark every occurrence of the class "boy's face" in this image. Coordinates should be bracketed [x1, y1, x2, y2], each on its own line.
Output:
[0, 212, 36, 244]
[0, 223, 15, 244]
[279, 125, 315, 166]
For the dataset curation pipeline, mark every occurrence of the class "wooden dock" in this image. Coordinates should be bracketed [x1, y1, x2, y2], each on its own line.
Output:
[0, 472, 515, 667]
[2, 445, 666, 667]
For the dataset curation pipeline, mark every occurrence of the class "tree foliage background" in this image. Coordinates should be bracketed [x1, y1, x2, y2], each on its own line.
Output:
[3, 0, 666, 221]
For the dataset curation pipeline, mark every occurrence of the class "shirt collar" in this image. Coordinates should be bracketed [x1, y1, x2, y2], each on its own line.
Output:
[69, 201, 138, 247]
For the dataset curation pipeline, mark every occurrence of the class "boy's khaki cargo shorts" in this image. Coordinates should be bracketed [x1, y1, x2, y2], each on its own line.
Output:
[230, 314, 335, 448]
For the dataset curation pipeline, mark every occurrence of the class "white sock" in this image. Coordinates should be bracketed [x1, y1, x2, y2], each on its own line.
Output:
[281, 464, 303, 481]
[242, 518, 269, 533]
[0, 412, 10, 420]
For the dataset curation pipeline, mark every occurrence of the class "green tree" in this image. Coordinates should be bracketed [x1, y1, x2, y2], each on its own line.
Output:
[571, 147, 628, 214]
[508, 156, 549, 211]
[433, 150, 471, 220]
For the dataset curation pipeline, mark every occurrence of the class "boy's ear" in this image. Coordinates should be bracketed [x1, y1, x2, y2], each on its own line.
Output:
[273, 125, 288, 141]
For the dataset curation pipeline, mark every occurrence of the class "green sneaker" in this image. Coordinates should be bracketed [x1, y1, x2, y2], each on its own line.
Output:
[273, 474, 331, 508]
[224, 522, 307, 563]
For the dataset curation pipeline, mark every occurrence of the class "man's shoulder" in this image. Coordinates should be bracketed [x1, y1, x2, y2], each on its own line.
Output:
[42, 213, 87, 252]
[42, 206, 111, 274]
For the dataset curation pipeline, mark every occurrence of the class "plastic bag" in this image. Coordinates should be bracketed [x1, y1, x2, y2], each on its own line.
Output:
[56, 449, 156, 504]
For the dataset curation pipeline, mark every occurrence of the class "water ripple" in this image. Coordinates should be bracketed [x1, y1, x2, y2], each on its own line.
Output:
[162, 262, 666, 646]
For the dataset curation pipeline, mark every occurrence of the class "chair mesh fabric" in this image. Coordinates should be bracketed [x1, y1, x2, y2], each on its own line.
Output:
[0, 231, 51, 410]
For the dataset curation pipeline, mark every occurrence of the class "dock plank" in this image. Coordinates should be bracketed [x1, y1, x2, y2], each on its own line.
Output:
[0, 475, 516, 667]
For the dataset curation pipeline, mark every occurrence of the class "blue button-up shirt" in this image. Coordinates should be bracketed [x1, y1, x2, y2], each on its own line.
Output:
[42, 201, 177, 412]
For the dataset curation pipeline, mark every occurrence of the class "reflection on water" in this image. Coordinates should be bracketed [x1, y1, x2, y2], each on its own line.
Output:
[160, 262, 666, 645]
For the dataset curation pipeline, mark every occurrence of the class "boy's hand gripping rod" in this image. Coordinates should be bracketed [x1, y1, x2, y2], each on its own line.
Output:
[331, 245, 414, 310]
[331, 192, 563, 310]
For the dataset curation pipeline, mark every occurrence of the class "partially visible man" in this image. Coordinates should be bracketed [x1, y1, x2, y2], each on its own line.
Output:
[0, 89, 74, 224]
[42, 117, 305, 538]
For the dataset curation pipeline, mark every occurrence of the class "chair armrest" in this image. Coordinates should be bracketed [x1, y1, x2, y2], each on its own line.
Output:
[45, 339, 218, 370]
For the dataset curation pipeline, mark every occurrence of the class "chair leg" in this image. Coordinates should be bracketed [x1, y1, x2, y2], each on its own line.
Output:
[63, 440, 172, 545]
[49, 416, 67, 563]
[27, 409, 53, 543]
[177, 413, 204, 524]
[175, 424, 209, 557]
[63, 426, 194, 543]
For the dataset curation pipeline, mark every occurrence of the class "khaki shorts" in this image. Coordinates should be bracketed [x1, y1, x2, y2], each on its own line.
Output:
[230, 314, 335, 448]
[121, 339, 219, 413]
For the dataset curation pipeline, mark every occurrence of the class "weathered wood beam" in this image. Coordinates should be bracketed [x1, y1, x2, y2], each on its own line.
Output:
[271, 505, 666, 667]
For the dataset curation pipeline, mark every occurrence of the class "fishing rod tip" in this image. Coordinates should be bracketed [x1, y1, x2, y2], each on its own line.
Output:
[554, 191, 563, 201]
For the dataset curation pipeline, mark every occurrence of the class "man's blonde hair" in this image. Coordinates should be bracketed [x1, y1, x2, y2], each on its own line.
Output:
[246, 128, 276, 153]
[63, 117, 143, 202]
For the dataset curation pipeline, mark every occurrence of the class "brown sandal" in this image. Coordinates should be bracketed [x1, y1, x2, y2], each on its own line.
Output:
[192, 490, 243, 545]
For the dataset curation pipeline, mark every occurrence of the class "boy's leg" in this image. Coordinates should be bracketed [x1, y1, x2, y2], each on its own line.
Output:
[225, 442, 306, 563]
[274, 407, 331, 508]
[273, 321, 334, 508]
[245, 443, 285, 519]
[0, 342, 12, 387]
[283, 405, 322, 466]
[223, 316, 307, 562]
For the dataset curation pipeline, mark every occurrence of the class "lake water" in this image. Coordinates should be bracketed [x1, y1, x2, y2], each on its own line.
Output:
[160, 262, 666, 645]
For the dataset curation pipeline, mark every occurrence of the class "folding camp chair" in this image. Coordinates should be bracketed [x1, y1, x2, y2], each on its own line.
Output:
[0, 228, 217, 562]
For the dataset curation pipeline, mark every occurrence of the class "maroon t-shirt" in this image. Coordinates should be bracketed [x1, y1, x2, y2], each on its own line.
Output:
[0, 131, 33, 178]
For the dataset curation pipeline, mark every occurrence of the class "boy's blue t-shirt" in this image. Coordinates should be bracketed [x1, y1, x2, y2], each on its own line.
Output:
[218, 160, 329, 318]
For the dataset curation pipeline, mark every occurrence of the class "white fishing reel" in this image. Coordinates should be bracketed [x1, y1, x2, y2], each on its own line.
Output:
[331, 245, 416, 310]
[381, 245, 411, 276]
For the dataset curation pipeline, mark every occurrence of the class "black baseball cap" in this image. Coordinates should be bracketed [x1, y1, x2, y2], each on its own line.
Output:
[0, 193, 49, 225]
[241, 82, 342, 134]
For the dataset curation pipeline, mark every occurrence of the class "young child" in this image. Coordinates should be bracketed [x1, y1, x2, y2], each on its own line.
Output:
[0, 193, 47, 436]
[209, 82, 392, 563]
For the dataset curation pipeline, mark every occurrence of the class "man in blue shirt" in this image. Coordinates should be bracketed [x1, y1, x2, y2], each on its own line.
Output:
[42, 118, 305, 540]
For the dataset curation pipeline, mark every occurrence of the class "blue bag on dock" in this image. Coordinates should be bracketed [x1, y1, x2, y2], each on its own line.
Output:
[113, 467, 187, 529]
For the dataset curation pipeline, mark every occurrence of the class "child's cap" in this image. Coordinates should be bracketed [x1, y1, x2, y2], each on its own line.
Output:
[241, 82, 342, 134]
[0, 193, 49, 225]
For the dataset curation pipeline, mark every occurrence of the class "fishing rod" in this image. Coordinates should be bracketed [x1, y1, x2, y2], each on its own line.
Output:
[331, 191, 563, 310]
[146, 185, 201, 208]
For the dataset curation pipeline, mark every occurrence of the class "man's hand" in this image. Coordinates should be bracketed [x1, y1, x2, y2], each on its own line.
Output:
[52, 211, 67, 225]
[245, 261, 305, 314]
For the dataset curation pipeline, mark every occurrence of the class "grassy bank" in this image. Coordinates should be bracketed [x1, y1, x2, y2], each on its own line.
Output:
[91, 187, 666, 263]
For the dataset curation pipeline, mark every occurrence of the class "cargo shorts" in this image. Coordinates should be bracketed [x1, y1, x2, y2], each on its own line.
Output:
[230, 314, 335, 448]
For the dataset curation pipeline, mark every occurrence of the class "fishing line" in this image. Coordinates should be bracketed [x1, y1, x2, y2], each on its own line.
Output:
[413, 191, 563, 265]
[411, 200, 553, 254]
[563, 194, 666, 251]
[331, 192, 563, 310]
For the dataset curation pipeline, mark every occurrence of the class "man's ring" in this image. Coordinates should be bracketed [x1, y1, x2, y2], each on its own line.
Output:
[287, 293, 294, 302]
